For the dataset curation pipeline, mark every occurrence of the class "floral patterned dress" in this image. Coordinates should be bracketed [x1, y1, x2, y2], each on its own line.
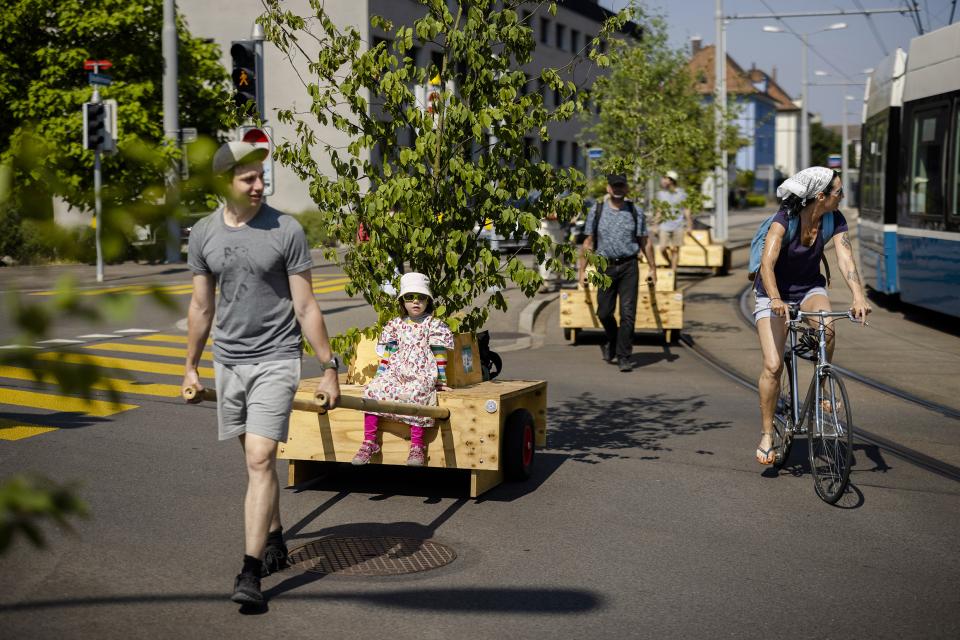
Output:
[362, 315, 455, 429]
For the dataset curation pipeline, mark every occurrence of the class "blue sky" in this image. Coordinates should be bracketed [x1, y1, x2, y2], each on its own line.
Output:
[599, 0, 956, 124]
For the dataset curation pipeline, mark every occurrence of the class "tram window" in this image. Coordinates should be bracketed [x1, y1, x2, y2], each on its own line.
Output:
[954, 107, 960, 217]
[909, 109, 946, 216]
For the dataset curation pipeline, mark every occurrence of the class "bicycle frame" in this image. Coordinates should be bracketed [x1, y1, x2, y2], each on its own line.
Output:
[782, 309, 854, 434]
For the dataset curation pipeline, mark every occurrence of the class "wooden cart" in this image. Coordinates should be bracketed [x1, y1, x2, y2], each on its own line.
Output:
[270, 334, 545, 498]
[653, 229, 729, 274]
[560, 264, 684, 343]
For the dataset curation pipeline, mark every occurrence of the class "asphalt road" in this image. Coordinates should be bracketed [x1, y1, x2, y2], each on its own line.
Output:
[1, 279, 958, 638]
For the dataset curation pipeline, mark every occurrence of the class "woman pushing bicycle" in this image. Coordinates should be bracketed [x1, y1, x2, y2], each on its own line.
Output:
[753, 167, 871, 465]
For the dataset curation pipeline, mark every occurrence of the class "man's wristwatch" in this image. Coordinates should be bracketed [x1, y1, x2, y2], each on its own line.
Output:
[318, 356, 340, 372]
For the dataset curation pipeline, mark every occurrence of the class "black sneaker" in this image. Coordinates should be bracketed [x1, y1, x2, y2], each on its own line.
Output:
[618, 357, 633, 372]
[601, 344, 616, 364]
[231, 572, 263, 605]
[263, 542, 289, 576]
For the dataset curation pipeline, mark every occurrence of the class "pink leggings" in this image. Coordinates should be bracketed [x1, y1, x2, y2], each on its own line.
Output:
[364, 413, 423, 447]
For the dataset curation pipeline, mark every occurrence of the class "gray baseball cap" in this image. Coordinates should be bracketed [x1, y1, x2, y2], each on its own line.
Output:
[212, 141, 269, 175]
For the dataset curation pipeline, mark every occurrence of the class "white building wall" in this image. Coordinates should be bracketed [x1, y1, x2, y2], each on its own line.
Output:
[179, 0, 370, 214]
[775, 110, 799, 178]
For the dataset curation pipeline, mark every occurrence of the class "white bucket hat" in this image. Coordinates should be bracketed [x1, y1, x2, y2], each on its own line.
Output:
[398, 272, 432, 300]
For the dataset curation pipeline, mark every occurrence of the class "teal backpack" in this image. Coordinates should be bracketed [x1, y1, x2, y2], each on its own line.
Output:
[747, 210, 837, 282]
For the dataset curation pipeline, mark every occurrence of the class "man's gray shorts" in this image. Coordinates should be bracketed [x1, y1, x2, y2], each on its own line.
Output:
[213, 358, 301, 441]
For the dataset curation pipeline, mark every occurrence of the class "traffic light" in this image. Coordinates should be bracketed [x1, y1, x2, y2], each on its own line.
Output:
[83, 102, 106, 150]
[231, 40, 258, 113]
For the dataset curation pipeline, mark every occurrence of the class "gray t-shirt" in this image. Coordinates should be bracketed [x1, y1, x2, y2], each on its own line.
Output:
[584, 198, 648, 259]
[187, 204, 313, 364]
[655, 188, 687, 231]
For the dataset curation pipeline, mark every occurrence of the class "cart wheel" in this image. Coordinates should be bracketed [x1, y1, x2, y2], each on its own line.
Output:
[504, 409, 536, 481]
[563, 327, 573, 341]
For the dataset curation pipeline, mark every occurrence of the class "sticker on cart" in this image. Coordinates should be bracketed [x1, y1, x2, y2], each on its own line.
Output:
[461, 345, 474, 373]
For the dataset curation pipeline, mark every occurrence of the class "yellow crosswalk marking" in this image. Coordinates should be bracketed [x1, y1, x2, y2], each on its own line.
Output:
[313, 283, 349, 294]
[0, 366, 183, 399]
[0, 388, 137, 417]
[0, 419, 58, 441]
[36, 352, 215, 378]
[82, 342, 212, 361]
[136, 334, 212, 346]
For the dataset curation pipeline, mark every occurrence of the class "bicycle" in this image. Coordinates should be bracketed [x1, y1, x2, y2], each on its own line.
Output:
[771, 307, 862, 504]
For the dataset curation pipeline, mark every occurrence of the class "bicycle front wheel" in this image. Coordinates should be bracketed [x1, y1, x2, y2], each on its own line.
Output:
[772, 358, 794, 469]
[809, 370, 853, 504]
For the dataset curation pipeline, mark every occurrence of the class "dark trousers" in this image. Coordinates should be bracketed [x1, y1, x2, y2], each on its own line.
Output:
[596, 259, 638, 359]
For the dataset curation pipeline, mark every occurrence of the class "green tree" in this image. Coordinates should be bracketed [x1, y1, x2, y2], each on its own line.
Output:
[0, 0, 232, 262]
[583, 4, 738, 216]
[810, 120, 841, 168]
[260, 0, 626, 348]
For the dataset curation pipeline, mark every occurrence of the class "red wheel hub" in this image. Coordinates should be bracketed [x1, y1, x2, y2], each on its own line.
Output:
[521, 423, 534, 467]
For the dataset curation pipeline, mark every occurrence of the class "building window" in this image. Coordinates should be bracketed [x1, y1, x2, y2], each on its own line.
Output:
[373, 36, 391, 50]
[553, 87, 561, 107]
[431, 50, 444, 76]
[572, 142, 580, 169]
[524, 137, 534, 161]
[538, 78, 548, 106]
[585, 34, 594, 51]
[540, 17, 550, 45]
[540, 139, 550, 163]
[555, 23, 566, 50]
[557, 140, 567, 167]
[570, 29, 580, 52]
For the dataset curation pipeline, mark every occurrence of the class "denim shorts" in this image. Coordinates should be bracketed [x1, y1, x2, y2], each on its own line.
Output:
[754, 286, 828, 323]
[213, 358, 301, 441]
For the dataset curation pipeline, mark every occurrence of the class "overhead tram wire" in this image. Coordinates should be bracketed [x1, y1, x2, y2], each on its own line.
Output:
[756, 0, 857, 84]
[853, 0, 890, 56]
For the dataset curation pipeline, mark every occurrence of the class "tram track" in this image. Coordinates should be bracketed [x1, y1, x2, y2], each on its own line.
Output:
[674, 270, 960, 483]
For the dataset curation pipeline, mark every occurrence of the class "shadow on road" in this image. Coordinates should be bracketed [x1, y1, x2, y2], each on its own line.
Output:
[545, 392, 733, 463]
[0, 587, 603, 615]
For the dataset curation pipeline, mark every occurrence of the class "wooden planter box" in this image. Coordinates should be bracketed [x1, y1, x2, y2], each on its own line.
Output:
[279, 378, 547, 497]
[559, 285, 684, 343]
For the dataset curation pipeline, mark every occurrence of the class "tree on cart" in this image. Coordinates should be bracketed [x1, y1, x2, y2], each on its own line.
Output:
[583, 6, 738, 215]
[259, 0, 628, 349]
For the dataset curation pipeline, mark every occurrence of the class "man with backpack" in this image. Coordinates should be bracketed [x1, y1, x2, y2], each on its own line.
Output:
[578, 174, 658, 372]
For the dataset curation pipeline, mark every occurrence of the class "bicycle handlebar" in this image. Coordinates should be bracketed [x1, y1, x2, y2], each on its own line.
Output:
[787, 308, 863, 324]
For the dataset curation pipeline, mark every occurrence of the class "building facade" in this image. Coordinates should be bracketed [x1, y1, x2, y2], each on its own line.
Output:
[179, 0, 622, 214]
[688, 41, 781, 196]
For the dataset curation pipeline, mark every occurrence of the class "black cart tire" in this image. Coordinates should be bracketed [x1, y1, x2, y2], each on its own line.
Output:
[504, 409, 536, 481]
[563, 328, 573, 341]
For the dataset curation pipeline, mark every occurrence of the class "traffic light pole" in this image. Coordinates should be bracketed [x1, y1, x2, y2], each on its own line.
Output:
[92, 83, 104, 283]
[162, 0, 181, 263]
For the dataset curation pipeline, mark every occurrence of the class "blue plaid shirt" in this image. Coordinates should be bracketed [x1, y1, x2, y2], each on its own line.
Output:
[584, 198, 647, 259]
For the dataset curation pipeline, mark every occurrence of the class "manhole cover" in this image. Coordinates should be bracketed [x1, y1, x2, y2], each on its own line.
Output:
[288, 536, 456, 576]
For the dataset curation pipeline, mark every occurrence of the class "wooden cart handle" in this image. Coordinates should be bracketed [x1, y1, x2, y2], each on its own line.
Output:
[182, 386, 450, 420]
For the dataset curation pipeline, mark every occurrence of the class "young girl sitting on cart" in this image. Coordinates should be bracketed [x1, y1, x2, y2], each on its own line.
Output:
[352, 272, 455, 467]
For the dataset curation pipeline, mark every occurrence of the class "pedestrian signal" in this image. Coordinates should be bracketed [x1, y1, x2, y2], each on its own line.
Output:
[230, 40, 258, 112]
[83, 102, 106, 150]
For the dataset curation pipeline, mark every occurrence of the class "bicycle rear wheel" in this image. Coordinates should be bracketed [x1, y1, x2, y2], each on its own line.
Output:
[808, 370, 853, 504]
[772, 358, 794, 469]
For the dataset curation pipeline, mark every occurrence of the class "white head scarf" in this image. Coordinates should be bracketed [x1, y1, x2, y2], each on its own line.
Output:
[776, 167, 836, 205]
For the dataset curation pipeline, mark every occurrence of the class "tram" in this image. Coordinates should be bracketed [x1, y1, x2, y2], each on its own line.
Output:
[859, 49, 906, 294]
[857, 21, 960, 317]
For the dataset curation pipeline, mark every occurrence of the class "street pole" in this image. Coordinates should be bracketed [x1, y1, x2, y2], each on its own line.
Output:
[841, 99, 849, 192]
[162, 0, 181, 263]
[800, 32, 809, 169]
[714, 0, 728, 242]
[92, 84, 104, 283]
[252, 22, 267, 205]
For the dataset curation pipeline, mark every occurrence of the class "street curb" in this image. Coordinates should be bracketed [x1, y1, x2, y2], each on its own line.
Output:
[519, 294, 558, 334]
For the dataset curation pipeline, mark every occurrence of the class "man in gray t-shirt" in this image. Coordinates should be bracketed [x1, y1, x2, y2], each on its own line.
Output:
[182, 141, 341, 606]
[578, 174, 658, 372]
